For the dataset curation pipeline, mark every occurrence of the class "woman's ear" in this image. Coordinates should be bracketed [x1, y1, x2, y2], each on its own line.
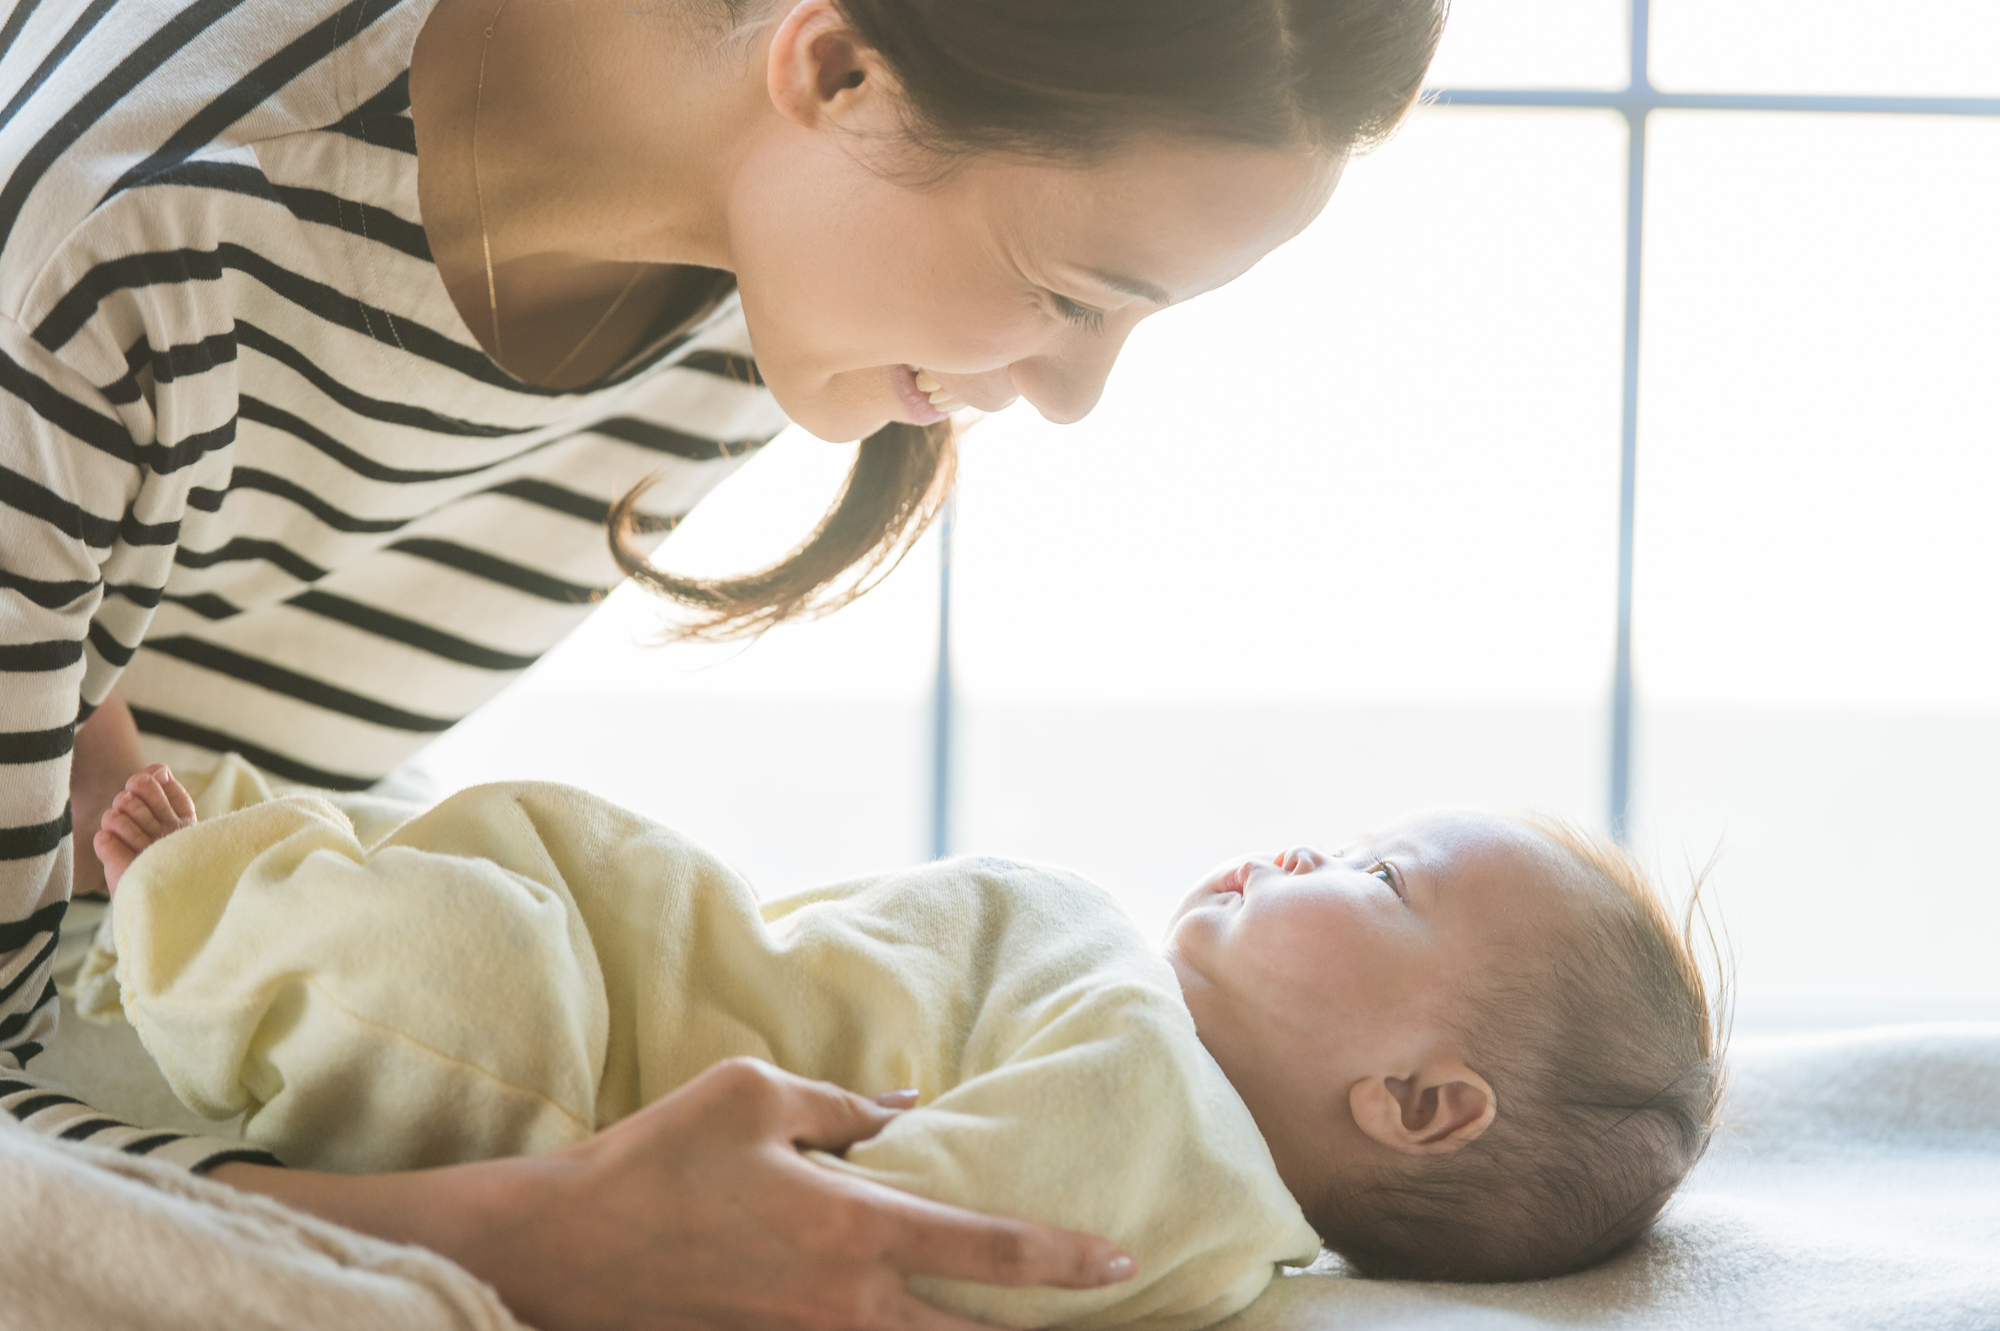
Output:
[1348, 1058, 1496, 1155]
[765, 0, 889, 130]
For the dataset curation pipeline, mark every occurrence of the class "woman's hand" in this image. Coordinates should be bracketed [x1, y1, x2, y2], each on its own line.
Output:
[214, 1057, 1134, 1331]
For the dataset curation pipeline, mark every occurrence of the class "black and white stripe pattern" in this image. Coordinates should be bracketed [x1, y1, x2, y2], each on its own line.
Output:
[0, 0, 787, 1166]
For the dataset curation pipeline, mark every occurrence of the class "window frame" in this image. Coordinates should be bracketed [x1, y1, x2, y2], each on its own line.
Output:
[926, 0, 2000, 854]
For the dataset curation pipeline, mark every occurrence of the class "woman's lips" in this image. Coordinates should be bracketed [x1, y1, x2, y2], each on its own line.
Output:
[892, 363, 949, 426]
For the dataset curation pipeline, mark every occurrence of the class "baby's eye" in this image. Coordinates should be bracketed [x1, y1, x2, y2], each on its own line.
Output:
[1371, 863, 1404, 898]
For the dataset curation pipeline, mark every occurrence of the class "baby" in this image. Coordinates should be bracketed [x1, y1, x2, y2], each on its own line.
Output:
[89, 760, 1724, 1326]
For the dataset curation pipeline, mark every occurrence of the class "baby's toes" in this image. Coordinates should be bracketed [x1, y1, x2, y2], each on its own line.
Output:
[155, 765, 197, 823]
[100, 806, 154, 855]
[114, 787, 165, 838]
[127, 771, 182, 831]
[93, 825, 137, 879]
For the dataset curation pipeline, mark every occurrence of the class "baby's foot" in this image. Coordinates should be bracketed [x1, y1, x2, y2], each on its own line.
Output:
[70, 691, 148, 897]
[95, 765, 197, 897]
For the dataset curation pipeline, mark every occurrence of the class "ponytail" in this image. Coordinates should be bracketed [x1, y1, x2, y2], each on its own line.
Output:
[609, 419, 956, 641]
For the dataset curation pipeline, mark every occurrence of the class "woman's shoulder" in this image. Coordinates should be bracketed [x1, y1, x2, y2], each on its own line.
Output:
[0, 0, 436, 315]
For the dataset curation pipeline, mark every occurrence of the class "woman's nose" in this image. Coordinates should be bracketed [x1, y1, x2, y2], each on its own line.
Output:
[1008, 331, 1128, 425]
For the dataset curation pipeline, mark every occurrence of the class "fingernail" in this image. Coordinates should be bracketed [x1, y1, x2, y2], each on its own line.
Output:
[1101, 1254, 1135, 1284]
[875, 1088, 920, 1109]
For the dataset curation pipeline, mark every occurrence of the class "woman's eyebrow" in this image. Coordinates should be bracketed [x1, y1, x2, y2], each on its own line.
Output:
[1082, 267, 1173, 305]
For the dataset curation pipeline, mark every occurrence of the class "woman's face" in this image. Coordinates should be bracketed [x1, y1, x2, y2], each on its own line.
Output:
[726, 12, 1340, 441]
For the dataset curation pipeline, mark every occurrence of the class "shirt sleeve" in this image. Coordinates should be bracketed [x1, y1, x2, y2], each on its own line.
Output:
[0, 313, 277, 1173]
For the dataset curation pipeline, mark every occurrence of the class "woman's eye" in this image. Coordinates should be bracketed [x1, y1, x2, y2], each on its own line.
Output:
[1052, 294, 1106, 332]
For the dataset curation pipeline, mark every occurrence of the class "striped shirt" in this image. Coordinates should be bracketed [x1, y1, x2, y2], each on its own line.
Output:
[0, 0, 787, 1171]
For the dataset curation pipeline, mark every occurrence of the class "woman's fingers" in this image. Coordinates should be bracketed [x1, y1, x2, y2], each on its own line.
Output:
[726, 1058, 1134, 1289]
[871, 1186, 1134, 1290]
[774, 1064, 906, 1155]
[347, 1057, 1135, 1331]
[680, 1057, 902, 1154]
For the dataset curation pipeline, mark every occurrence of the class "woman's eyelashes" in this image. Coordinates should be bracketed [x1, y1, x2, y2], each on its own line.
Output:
[1050, 293, 1107, 331]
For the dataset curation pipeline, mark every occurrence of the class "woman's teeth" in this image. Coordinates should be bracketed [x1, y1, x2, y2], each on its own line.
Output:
[911, 367, 968, 413]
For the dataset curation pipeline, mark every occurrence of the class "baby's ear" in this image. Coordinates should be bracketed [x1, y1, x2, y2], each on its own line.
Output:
[1349, 1058, 1496, 1156]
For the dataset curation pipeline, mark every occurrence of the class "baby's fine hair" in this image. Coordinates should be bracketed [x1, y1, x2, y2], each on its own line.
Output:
[1313, 816, 1730, 1281]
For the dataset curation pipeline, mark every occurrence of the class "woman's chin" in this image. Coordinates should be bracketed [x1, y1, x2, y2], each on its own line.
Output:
[765, 390, 897, 442]
[797, 413, 941, 443]
[799, 419, 883, 444]
[758, 400, 878, 444]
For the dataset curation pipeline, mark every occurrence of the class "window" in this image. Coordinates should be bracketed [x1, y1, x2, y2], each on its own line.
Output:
[433, 0, 2000, 1027]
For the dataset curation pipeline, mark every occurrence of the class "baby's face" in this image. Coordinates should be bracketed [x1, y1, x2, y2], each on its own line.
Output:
[1162, 808, 1579, 1205]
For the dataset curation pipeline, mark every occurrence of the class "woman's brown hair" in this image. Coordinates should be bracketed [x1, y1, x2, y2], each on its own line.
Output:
[612, 417, 955, 641]
[615, 0, 1448, 640]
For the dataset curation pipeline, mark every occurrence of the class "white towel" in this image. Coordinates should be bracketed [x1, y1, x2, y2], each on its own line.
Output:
[0, 1112, 522, 1331]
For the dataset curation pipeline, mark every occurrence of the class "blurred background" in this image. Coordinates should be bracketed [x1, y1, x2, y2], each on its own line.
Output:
[421, 0, 2000, 1031]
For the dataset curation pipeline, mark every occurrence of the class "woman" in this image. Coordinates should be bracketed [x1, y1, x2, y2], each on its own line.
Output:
[0, 0, 1445, 1325]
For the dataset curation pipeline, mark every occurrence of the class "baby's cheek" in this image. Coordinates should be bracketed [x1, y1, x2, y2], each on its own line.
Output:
[1164, 909, 1211, 956]
[1164, 906, 1238, 975]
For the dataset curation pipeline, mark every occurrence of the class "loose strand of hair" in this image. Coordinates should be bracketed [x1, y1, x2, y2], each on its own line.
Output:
[608, 419, 957, 642]
[1679, 841, 1738, 1132]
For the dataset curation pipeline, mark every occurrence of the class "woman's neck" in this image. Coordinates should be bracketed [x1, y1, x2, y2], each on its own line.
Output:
[408, 0, 764, 380]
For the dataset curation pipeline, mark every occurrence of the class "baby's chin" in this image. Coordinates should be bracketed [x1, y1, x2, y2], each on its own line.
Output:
[1159, 883, 1220, 941]
[1158, 886, 1240, 964]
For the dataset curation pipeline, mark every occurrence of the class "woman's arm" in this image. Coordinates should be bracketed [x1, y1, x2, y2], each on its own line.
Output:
[217, 1058, 1134, 1331]
[0, 324, 108, 1075]
[0, 320, 261, 1165]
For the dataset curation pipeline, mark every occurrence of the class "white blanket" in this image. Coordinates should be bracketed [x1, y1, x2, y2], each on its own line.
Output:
[22, 900, 2000, 1329]
[0, 1108, 521, 1331]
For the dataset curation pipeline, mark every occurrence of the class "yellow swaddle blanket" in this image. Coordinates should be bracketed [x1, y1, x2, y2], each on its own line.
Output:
[85, 771, 1321, 1330]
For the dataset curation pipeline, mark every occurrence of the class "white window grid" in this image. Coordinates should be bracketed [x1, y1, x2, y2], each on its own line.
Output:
[925, 0, 2000, 855]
